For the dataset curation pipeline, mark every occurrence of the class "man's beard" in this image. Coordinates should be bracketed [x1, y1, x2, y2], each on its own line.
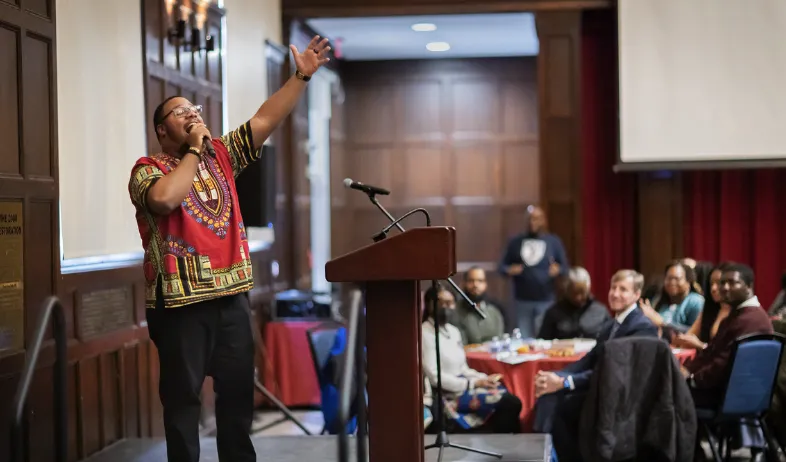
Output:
[466, 291, 485, 303]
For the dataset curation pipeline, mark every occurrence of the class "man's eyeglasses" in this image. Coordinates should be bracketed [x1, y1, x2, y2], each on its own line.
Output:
[158, 105, 203, 124]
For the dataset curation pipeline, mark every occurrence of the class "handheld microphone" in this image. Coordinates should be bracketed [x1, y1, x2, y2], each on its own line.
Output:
[343, 178, 390, 196]
[186, 123, 216, 158]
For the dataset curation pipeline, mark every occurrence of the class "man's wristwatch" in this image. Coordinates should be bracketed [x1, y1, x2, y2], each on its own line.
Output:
[185, 146, 202, 158]
[563, 377, 571, 389]
[295, 69, 311, 82]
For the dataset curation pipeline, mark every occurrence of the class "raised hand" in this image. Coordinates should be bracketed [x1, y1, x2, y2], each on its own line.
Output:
[639, 298, 664, 327]
[290, 35, 331, 77]
[548, 257, 560, 277]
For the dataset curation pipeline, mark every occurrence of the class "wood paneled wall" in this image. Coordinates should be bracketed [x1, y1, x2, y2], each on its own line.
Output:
[335, 58, 539, 303]
[142, 0, 224, 156]
[0, 0, 61, 459]
[637, 173, 684, 280]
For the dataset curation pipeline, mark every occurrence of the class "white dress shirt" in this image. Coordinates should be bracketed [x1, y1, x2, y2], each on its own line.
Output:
[738, 295, 760, 309]
[615, 303, 638, 324]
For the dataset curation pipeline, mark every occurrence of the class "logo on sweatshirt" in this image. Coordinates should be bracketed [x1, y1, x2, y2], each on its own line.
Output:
[521, 239, 546, 267]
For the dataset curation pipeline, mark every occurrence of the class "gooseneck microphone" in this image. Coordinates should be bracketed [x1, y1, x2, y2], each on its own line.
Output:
[186, 123, 216, 158]
[342, 177, 486, 320]
[343, 178, 390, 196]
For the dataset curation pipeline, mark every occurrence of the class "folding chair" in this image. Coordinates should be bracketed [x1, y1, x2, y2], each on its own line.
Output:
[695, 332, 786, 462]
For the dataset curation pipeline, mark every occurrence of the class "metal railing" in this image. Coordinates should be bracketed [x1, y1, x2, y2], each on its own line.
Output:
[338, 288, 367, 462]
[10, 296, 67, 462]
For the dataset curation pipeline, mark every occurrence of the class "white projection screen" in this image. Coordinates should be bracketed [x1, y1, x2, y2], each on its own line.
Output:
[617, 0, 786, 170]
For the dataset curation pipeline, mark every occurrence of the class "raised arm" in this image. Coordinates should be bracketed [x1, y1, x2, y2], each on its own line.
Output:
[248, 36, 331, 151]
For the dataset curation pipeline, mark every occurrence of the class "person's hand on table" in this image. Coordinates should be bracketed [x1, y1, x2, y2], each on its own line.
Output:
[534, 370, 563, 398]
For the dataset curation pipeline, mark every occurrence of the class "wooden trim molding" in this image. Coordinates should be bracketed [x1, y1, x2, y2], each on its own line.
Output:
[536, 10, 583, 265]
[283, 0, 612, 18]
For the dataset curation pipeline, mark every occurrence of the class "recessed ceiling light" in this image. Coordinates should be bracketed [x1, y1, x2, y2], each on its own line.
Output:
[426, 41, 450, 52]
[411, 23, 437, 32]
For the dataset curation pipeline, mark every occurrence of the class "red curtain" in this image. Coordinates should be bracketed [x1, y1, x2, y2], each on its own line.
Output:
[683, 169, 786, 307]
[580, 9, 636, 300]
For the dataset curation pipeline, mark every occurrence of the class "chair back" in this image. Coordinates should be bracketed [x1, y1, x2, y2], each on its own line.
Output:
[720, 332, 786, 416]
[306, 323, 341, 387]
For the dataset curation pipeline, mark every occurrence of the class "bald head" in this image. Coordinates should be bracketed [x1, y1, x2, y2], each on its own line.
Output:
[527, 205, 546, 234]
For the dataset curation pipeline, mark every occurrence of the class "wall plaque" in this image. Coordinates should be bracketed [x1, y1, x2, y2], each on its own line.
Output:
[0, 201, 24, 355]
[78, 287, 134, 339]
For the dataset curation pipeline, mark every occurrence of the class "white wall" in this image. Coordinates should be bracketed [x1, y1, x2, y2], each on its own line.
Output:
[224, 0, 282, 129]
[223, 0, 282, 244]
[56, 0, 147, 261]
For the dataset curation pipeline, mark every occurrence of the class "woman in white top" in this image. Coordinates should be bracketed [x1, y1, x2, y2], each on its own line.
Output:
[421, 285, 522, 433]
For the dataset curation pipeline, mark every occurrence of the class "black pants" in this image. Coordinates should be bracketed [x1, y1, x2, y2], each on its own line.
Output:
[487, 393, 523, 433]
[147, 294, 256, 462]
[550, 391, 587, 462]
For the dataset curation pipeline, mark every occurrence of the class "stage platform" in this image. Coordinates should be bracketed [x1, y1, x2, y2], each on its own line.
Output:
[83, 434, 553, 462]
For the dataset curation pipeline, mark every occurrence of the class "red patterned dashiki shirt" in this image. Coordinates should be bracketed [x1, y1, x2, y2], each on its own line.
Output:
[128, 121, 259, 309]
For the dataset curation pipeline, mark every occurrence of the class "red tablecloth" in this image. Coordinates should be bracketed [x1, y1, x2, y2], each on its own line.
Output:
[466, 349, 695, 431]
[261, 320, 323, 407]
[261, 321, 698, 424]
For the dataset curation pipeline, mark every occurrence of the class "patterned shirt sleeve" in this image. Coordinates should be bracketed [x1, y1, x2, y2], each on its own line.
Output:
[129, 162, 165, 211]
[220, 120, 260, 178]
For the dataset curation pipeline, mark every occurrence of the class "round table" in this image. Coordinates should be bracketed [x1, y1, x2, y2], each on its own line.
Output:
[465, 348, 695, 431]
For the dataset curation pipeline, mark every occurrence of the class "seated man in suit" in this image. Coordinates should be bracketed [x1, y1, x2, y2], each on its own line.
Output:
[532, 269, 658, 461]
[681, 262, 774, 408]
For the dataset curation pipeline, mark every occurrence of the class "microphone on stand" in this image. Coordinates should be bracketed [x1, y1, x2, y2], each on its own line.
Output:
[186, 123, 216, 158]
[343, 178, 486, 320]
[343, 178, 390, 196]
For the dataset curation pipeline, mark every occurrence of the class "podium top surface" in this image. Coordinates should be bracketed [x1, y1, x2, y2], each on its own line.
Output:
[325, 227, 457, 282]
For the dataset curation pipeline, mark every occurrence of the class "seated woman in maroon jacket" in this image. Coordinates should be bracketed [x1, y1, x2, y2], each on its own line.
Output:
[681, 263, 774, 408]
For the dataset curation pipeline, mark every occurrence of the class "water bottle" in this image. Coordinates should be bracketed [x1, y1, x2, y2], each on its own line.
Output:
[489, 336, 502, 353]
[511, 328, 523, 349]
[502, 333, 512, 352]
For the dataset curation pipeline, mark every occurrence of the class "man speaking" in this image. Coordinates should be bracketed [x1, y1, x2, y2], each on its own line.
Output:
[128, 36, 330, 462]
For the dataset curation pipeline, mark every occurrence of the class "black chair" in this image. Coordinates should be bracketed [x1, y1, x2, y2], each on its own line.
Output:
[305, 322, 342, 435]
[696, 332, 786, 462]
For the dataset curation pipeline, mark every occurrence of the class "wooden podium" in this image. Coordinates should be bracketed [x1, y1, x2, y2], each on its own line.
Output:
[325, 227, 457, 462]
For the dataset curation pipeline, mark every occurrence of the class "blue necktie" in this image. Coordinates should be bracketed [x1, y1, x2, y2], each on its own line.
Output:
[608, 321, 621, 340]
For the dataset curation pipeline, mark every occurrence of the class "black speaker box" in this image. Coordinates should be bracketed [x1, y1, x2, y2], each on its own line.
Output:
[235, 144, 276, 228]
